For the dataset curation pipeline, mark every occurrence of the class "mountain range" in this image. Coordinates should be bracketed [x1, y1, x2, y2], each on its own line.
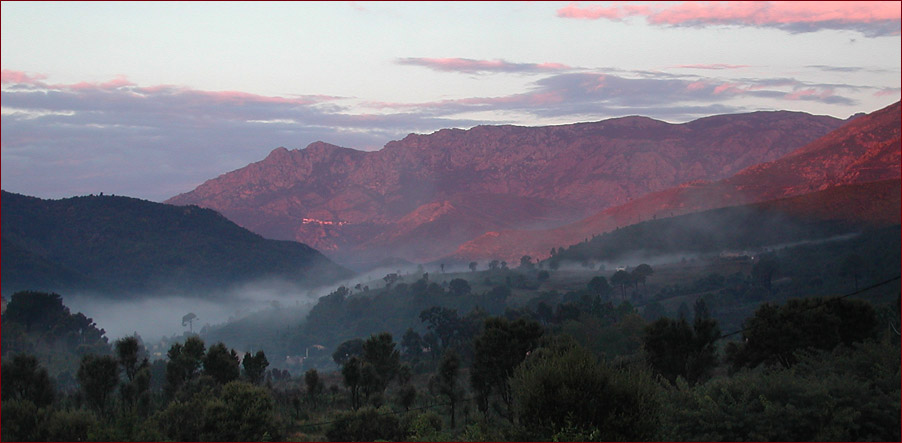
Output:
[166, 109, 852, 267]
[1, 192, 351, 297]
[457, 101, 900, 262]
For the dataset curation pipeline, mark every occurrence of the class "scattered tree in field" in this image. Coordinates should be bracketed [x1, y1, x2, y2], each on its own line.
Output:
[469, 261, 478, 272]
[488, 260, 500, 271]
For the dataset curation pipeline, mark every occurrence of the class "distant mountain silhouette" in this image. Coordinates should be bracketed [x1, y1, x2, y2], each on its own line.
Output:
[1, 192, 351, 296]
[456, 101, 901, 262]
[167, 110, 844, 267]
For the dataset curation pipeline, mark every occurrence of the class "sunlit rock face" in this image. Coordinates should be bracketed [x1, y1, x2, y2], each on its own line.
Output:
[167, 111, 846, 266]
[456, 101, 901, 263]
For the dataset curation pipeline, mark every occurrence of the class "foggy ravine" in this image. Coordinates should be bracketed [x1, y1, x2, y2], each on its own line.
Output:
[62, 278, 326, 342]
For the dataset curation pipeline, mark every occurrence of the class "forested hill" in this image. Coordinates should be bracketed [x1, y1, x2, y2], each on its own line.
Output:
[1, 191, 351, 296]
[548, 179, 901, 265]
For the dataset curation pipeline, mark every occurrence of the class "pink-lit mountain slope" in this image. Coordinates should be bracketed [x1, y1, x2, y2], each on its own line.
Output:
[166, 111, 843, 267]
[455, 101, 901, 262]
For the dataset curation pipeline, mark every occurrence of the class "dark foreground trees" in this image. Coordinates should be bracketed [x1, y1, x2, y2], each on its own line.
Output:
[725, 296, 879, 370]
[510, 337, 659, 441]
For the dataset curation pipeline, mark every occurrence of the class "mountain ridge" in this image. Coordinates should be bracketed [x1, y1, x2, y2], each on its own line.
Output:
[167, 110, 846, 266]
[454, 101, 901, 262]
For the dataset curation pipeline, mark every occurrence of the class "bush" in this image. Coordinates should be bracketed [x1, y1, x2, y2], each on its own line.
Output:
[325, 406, 403, 442]
[511, 338, 660, 441]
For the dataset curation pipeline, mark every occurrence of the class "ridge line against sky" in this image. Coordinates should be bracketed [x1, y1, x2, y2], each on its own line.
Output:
[2, 1, 900, 202]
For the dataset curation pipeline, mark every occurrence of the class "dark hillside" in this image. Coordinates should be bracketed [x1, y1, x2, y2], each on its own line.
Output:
[1, 191, 351, 296]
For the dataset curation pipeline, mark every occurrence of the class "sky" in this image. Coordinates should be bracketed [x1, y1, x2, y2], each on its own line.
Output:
[2, 1, 900, 202]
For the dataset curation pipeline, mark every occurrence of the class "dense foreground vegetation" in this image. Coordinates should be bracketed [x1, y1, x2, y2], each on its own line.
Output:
[2, 227, 900, 441]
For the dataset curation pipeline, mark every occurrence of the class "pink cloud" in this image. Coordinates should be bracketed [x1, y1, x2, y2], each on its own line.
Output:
[1, 71, 338, 107]
[874, 88, 902, 97]
[557, 1, 901, 36]
[1, 70, 48, 85]
[557, 2, 625, 19]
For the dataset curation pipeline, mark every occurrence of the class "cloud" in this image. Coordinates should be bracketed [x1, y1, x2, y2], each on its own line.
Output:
[364, 71, 859, 119]
[672, 64, 751, 70]
[557, 1, 902, 37]
[397, 57, 573, 74]
[0, 72, 478, 201]
[0, 68, 887, 203]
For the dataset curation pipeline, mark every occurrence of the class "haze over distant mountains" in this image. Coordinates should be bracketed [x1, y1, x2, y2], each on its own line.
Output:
[167, 109, 850, 267]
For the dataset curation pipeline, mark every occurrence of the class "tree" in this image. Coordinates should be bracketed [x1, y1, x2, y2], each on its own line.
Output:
[751, 257, 778, 291]
[1, 354, 55, 407]
[166, 336, 206, 395]
[242, 351, 269, 385]
[115, 336, 150, 412]
[471, 317, 543, 419]
[430, 350, 462, 428]
[203, 342, 240, 385]
[644, 299, 720, 385]
[332, 338, 365, 366]
[342, 357, 362, 410]
[325, 407, 403, 442]
[420, 306, 462, 352]
[448, 278, 471, 297]
[519, 255, 534, 270]
[610, 270, 632, 300]
[632, 263, 654, 292]
[510, 338, 659, 440]
[587, 276, 612, 301]
[182, 312, 198, 332]
[304, 368, 325, 409]
[537, 270, 550, 282]
[362, 332, 401, 394]
[469, 261, 478, 272]
[383, 274, 399, 287]
[77, 354, 119, 414]
[726, 296, 879, 370]
[401, 328, 424, 359]
[488, 260, 500, 271]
